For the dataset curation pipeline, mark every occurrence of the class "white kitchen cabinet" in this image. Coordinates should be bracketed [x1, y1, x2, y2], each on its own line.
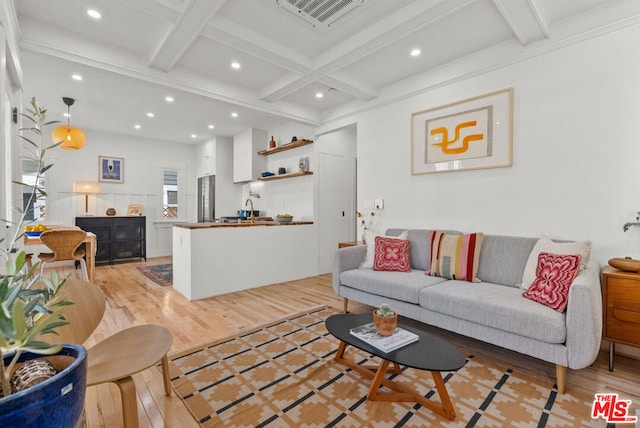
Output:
[194, 139, 216, 178]
[233, 128, 267, 183]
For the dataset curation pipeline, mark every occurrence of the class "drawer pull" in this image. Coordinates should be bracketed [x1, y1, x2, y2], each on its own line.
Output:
[611, 299, 640, 312]
[612, 308, 640, 324]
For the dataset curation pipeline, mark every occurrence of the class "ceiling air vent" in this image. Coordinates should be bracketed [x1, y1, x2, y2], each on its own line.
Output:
[274, 0, 366, 32]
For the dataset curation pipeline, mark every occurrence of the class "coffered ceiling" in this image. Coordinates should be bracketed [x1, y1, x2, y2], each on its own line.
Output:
[12, 0, 638, 143]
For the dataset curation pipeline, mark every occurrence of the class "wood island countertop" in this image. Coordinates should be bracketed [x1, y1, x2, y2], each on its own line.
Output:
[174, 220, 313, 229]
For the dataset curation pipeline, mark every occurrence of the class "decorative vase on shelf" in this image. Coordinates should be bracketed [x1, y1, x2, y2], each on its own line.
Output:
[269, 136, 276, 149]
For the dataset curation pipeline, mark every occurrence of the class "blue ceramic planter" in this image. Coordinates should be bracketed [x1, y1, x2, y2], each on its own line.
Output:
[0, 344, 87, 427]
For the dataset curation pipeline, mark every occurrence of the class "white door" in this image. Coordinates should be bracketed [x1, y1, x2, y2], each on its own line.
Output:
[0, 27, 8, 251]
[318, 152, 356, 273]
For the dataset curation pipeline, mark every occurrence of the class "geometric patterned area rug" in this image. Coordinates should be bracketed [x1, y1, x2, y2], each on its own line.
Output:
[165, 306, 608, 427]
[137, 263, 172, 286]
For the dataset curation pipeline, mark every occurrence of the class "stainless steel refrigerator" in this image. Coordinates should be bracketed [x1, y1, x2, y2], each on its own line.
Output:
[197, 175, 215, 222]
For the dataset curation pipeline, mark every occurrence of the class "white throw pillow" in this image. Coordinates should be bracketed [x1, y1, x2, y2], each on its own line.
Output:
[360, 229, 408, 269]
[519, 237, 591, 289]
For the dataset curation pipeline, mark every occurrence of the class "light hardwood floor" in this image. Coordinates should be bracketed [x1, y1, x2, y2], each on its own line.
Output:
[51, 258, 640, 427]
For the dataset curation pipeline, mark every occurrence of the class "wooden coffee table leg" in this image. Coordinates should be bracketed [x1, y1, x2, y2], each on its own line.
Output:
[335, 341, 347, 361]
[430, 371, 456, 420]
[332, 343, 456, 420]
[367, 359, 390, 399]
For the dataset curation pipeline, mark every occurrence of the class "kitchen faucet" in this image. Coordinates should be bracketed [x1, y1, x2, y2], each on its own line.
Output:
[245, 198, 255, 223]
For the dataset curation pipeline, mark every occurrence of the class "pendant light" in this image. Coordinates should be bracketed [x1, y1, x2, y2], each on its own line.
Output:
[51, 97, 86, 150]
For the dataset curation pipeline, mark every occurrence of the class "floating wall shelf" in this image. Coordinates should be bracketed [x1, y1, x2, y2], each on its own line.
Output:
[257, 139, 313, 155]
[257, 171, 314, 181]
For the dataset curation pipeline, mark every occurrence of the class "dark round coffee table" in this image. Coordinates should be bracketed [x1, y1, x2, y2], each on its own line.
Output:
[325, 313, 466, 420]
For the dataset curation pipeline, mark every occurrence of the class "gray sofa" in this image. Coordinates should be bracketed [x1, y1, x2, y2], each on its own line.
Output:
[332, 229, 602, 393]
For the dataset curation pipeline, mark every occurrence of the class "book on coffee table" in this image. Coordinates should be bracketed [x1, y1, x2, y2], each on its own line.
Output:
[349, 322, 419, 353]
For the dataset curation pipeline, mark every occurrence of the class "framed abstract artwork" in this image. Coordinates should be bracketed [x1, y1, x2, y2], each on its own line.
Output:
[411, 88, 513, 175]
[99, 156, 124, 183]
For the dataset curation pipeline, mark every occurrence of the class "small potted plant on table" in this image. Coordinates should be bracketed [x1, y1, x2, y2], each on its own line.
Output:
[373, 303, 398, 336]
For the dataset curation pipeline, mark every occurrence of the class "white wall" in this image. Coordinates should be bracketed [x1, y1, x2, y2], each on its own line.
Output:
[242, 121, 316, 220]
[44, 129, 196, 258]
[1, 2, 24, 251]
[321, 23, 640, 268]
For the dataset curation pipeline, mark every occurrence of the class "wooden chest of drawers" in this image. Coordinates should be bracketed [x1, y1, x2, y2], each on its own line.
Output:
[602, 266, 640, 370]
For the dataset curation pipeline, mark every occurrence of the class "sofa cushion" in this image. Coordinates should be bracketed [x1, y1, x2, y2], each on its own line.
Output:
[522, 252, 581, 312]
[427, 231, 483, 282]
[386, 229, 461, 271]
[340, 269, 448, 304]
[373, 236, 411, 272]
[360, 229, 408, 269]
[419, 280, 567, 343]
[476, 235, 538, 287]
[520, 238, 591, 289]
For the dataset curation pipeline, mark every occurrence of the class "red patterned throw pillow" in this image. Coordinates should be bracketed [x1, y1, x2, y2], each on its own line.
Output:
[522, 252, 581, 312]
[373, 236, 411, 272]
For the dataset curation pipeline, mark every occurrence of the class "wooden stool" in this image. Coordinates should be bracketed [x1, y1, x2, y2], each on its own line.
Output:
[87, 325, 173, 428]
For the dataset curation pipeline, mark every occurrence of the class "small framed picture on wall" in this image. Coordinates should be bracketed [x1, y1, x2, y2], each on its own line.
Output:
[99, 156, 124, 183]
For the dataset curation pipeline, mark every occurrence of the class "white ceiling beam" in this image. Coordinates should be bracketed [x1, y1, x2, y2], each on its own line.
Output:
[205, 18, 377, 101]
[115, 0, 181, 22]
[320, 73, 377, 101]
[491, 0, 549, 45]
[527, 0, 550, 38]
[260, 0, 476, 102]
[17, 22, 321, 126]
[202, 18, 313, 74]
[149, 0, 227, 72]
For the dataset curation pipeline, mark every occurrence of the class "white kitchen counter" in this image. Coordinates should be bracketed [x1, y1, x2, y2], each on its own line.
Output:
[172, 222, 317, 300]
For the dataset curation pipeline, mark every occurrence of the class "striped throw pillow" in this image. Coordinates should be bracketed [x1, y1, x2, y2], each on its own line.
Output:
[426, 231, 484, 282]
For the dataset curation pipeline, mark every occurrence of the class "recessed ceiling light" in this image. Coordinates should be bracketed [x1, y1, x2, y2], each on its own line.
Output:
[165, 96, 174, 103]
[147, 112, 155, 118]
[231, 61, 241, 69]
[87, 9, 102, 19]
[191, 134, 197, 139]
[410, 48, 421, 57]
[231, 112, 238, 118]
[134, 124, 141, 129]
[315, 92, 324, 98]
[71, 74, 83, 81]
[208, 124, 215, 129]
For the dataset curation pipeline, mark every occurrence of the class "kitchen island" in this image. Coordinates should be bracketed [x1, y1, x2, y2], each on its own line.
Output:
[172, 221, 317, 300]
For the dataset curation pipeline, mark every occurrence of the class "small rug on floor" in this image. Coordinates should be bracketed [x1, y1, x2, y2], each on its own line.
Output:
[165, 306, 604, 427]
[137, 263, 172, 286]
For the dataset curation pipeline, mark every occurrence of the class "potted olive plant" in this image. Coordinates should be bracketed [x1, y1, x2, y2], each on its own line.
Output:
[372, 303, 398, 336]
[0, 98, 87, 427]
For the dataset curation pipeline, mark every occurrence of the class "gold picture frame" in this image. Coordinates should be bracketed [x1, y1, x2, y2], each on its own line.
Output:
[127, 204, 142, 216]
[411, 88, 513, 175]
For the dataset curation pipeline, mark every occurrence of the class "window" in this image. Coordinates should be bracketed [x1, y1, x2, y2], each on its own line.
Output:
[162, 169, 178, 218]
